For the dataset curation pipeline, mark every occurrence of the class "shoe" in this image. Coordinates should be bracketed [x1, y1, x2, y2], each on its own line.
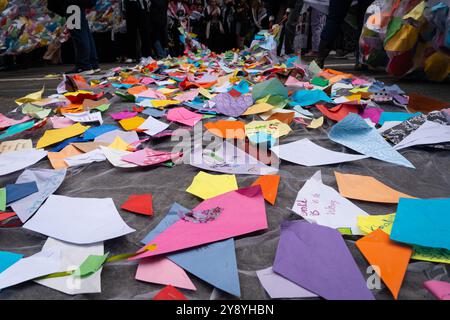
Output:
[93, 67, 102, 73]
[64, 67, 92, 75]
[124, 58, 136, 64]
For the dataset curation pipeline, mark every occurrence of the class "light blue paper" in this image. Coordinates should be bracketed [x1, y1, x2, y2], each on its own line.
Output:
[169, 239, 241, 297]
[11, 169, 67, 222]
[0, 251, 23, 273]
[248, 132, 275, 148]
[289, 89, 332, 107]
[329, 113, 414, 168]
[252, 78, 288, 101]
[142, 108, 166, 118]
[391, 198, 450, 250]
[378, 112, 422, 125]
[141, 203, 241, 297]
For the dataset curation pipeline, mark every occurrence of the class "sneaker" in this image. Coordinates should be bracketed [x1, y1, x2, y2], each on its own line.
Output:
[64, 67, 91, 75]
[82, 69, 95, 75]
[124, 58, 136, 64]
[93, 67, 102, 73]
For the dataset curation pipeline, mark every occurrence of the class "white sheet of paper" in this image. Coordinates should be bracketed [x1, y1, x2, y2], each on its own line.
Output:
[394, 121, 450, 150]
[100, 146, 138, 168]
[34, 238, 103, 295]
[0, 149, 47, 176]
[256, 267, 318, 299]
[64, 149, 106, 167]
[23, 195, 135, 244]
[0, 247, 62, 290]
[63, 111, 103, 125]
[138, 116, 170, 136]
[11, 168, 67, 222]
[0, 139, 33, 154]
[190, 141, 278, 175]
[292, 171, 368, 235]
[271, 138, 367, 167]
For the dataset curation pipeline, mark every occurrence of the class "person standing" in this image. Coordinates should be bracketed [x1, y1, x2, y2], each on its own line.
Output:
[47, 0, 100, 74]
[304, 5, 327, 57]
[204, 0, 225, 53]
[149, 0, 169, 58]
[121, 0, 152, 63]
[284, 0, 304, 55]
[315, 0, 374, 69]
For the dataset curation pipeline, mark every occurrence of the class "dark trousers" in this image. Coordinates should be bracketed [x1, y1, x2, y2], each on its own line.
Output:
[125, 1, 152, 59]
[319, 0, 373, 60]
[69, 9, 99, 69]
[285, 0, 304, 55]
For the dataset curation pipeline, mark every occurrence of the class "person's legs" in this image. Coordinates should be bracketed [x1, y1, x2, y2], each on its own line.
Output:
[137, 9, 152, 58]
[68, 9, 91, 70]
[316, 0, 352, 67]
[285, 0, 303, 55]
[82, 12, 99, 70]
[310, 8, 326, 53]
[125, 1, 139, 60]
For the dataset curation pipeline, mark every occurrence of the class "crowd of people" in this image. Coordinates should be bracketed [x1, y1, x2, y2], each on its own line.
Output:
[43, 0, 370, 74]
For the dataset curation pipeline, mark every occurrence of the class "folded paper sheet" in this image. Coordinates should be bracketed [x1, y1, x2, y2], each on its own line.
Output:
[100, 146, 138, 168]
[0, 139, 32, 154]
[0, 247, 62, 291]
[138, 116, 170, 136]
[153, 285, 188, 300]
[94, 129, 139, 145]
[356, 229, 412, 299]
[48, 145, 83, 169]
[132, 185, 267, 259]
[121, 148, 181, 166]
[34, 238, 103, 295]
[272, 221, 374, 300]
[167, 108, 202, 127]
[5, 182, 38, 205]
[334, 171, 414, 203]
[292, 171, 368, 235]
[135, 257, 196, 290]
[11, 169, 66, 222]
[204, 120, 246, 139]
[186, 171, 238, 200]
[37, 123, 89, 149]
[390, 198, 450, 250]
[329, 114, 414, 168]
[64, 149, 107, 167]
[121, 194, 153, 216]
[256, 267, 318, 299]
[424, 280, 450, 300]
[190, 142, 278, 175]
[0, 149, 47, 176]
[24, 195, 135, 244]
[394, 121, 450, 150]
[271, 138, 367, 166]
[251, 175, 280, 205]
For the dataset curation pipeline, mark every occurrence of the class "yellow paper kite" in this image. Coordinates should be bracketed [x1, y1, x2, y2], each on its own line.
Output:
[36, 123, 89, 149]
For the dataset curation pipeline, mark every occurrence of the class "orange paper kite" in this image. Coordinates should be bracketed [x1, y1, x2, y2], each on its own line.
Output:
[335, 171, 414, 203]
[356, 229, 412, 299]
